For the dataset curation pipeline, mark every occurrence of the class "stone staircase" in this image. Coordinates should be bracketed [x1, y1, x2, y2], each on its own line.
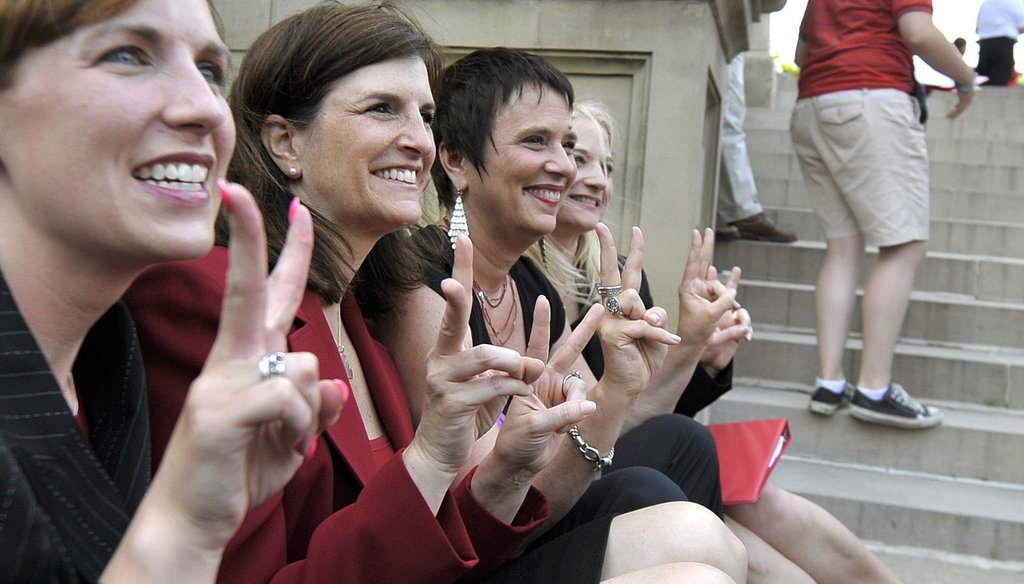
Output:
[707, 75, 1024, 583]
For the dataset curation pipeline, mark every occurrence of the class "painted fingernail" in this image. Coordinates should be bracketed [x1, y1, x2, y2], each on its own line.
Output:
[288, 196, 301, 224]
[218, 179, 233, 213]
[581, 400, 597, 414]
[333, 379, 350, 404]
[746, 326, 754, 341]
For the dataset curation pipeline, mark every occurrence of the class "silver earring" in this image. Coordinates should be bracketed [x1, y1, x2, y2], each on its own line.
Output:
[448, 191, 469, 249]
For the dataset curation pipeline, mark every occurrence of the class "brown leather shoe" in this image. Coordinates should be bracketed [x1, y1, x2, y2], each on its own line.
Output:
[729, 213, 797, 243]
[714, 224, 740, 241]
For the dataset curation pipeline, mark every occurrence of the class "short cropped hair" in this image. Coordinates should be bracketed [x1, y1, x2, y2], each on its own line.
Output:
[430, 47, 574, 213]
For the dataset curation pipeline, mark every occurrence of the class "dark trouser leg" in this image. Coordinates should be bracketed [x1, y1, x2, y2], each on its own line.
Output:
[609, 414, 724, 518]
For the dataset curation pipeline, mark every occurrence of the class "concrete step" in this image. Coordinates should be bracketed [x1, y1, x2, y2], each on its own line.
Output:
[728, 327, 1024, 408]
[746, 127, 1024, 168]
[756, 175, 1024, 225]
[709, 385, 1024, 484]
[735, 278, 1024, 348]
[870, 542, 1024, 584]
[753, 88, 1024, 144]
[765, 207, 1024, 259]
[749, 148, 1024, 197]
[715, 239, 1024, 303]
[766, 456, 1024, 563]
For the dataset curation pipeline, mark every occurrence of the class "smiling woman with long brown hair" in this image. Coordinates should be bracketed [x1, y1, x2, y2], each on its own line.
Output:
[0, 0, 340, 581]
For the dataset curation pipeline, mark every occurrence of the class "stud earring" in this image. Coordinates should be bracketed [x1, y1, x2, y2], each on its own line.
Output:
[288, 167, 299, 177]
[448, 190, 469, 249]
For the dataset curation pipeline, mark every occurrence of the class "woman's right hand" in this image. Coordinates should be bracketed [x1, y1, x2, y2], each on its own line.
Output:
[407, 236, 542, 486]
[593, 224, 685, 397]
[408, 236, 596, 520]
[106, 182, 344, 581]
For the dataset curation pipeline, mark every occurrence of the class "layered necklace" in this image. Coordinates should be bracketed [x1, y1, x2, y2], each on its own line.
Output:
[330, 307, 356, 380]
[473, 273, 518, 346]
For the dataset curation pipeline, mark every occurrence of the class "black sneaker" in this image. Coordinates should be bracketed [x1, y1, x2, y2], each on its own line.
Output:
[849, 384, 943, 429]
[809, 384, 851, 415]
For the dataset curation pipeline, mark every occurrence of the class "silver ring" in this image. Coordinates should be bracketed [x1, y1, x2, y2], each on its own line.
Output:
[603, 295, 621, 315]
[258, 352, 287, 381]
[596, 284, 622, 298]
[562, 369, 583, 392]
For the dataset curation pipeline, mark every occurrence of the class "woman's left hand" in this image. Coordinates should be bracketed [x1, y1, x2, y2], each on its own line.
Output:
[699, 265, 751, 376]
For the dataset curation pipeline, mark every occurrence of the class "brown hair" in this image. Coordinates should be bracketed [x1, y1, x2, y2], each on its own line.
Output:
[0, 0, 221, 88]
[224, 0, 443, 306]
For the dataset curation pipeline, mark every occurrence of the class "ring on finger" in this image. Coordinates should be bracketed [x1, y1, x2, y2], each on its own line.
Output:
[562, 369, 583, 392]
[597, 284, 623, 315]
[603, 295, 622, 314]
[258, 351, 287, 381]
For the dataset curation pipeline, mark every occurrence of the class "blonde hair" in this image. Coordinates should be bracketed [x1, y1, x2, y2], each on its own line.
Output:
[527, 100, 617, 307]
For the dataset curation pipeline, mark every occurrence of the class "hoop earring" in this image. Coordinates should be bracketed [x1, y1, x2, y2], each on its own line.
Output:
[449, 191, 469, 249]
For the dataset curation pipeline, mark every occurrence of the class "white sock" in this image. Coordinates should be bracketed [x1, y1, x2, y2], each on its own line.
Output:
[856, 385, 889, 401]
[816, 377, 847, 394]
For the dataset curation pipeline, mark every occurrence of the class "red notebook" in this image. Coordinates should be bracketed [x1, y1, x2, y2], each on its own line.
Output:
[707, 418, 791, 505]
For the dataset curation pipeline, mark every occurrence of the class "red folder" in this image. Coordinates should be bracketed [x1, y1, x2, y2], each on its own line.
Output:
[707, 418, 791, 505]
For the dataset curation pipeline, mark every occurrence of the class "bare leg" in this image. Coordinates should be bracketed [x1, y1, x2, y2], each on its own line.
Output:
[725, 516, 814, 584]
[602, 563, 736, 583]
[727, 485, 899, 584]
[815, 235, 864, 380]
[602, 502, 748, 583]
[857, 240, 927, 389]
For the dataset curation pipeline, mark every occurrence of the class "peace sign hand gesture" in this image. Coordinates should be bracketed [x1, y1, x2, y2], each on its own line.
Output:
[145, 181, 344, 552]
[593, 223, 681, 396]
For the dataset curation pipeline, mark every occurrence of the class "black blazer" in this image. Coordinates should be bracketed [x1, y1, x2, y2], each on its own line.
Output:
[0, 273, 150, 583]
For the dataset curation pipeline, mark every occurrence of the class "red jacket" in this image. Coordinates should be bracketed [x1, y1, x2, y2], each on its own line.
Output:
[125, 247, 547, 583]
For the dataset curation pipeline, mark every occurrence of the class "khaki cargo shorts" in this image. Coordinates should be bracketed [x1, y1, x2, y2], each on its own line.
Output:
[790, 88, 929, 247]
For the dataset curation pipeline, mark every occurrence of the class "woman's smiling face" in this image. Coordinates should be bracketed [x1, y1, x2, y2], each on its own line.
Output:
[556, 114, 613, 237]
[0, 0, 234, 268]
[289, 56, 435, 247]
[462, 82, 577, 244]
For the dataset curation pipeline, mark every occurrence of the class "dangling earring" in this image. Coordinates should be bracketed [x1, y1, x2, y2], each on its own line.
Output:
[448, 190, 469, 249]
[539, 236, 549, 268]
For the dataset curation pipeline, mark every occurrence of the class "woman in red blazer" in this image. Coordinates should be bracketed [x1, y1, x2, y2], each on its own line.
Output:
[126, 4, 601, 583]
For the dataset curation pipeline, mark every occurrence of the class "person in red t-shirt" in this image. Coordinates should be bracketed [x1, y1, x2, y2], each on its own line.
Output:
[791, 0, 975, 429]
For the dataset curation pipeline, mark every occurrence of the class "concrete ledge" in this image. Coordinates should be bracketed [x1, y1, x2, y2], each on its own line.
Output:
[770, 456, 1024, 562]
[735, 279, 1024, 347]
[728, 327, 1024, 407]
[710, 385, 1024, 484]
[716, 240, 1024, 303]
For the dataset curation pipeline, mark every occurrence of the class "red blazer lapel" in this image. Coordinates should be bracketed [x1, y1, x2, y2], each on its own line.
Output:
[290, 292, 377, 485]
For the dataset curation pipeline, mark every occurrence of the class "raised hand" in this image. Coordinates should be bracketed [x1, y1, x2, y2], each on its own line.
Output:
[699, 265, 751, 375]
[147, 181, 344, 551]
[594, 223, 681, 393]
[409, 235, 539, 484]
[674, 228, 742, 356]
[487, 296, 602, 478]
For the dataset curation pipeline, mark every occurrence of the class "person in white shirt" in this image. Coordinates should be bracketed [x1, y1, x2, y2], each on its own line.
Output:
[976, 0, 1024, 85]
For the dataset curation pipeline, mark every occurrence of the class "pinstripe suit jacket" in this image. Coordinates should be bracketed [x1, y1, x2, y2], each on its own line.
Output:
[0, 273, 150, 583]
